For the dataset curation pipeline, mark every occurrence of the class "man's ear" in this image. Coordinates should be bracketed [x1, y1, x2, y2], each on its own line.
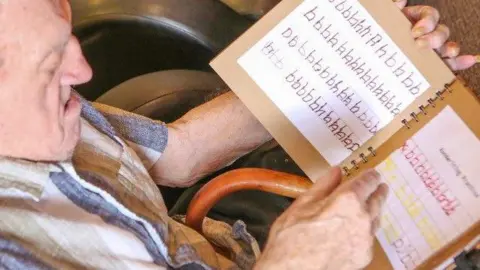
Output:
[60, 0, 72, 23]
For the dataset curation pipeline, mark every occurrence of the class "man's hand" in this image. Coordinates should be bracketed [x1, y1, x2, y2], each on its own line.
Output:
[395, 0, 478, 70]
[255, 168, 388, 270]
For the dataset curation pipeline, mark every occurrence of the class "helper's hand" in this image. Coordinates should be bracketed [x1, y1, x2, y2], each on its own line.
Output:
[395, 0, 478, 71]
[255, 168, 389, 270]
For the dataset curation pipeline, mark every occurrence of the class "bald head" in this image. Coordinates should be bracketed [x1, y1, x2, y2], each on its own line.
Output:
[2, 1, 70, 64]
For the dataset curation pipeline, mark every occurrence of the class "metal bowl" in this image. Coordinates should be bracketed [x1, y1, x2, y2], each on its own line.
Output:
[71, 0, 252, 100]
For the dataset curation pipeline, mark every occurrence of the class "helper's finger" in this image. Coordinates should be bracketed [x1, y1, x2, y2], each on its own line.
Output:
[444, 55, 479, 71]
[403, 6, 440, 38]
[415, 24, 450, 49]
[293, 167, 342, 207]
[437, 41, 460, 58]
[349, 169, 382, 202]
[393, 0, 407, 9]
[366, 183, 389, 220]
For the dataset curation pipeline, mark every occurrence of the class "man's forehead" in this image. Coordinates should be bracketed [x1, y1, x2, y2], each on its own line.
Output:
[1, 0, 66, 21]
[51, 0, 72, 22]
[0, 0, 71, 54]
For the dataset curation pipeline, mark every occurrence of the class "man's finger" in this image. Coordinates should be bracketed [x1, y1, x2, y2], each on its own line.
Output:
[415, 24, 450, 49]
[371, 217, 381, 234]
[403, 6, 440, 38]
[444, 55, 479, 71]
[393, 0, 407, 9]
[292, 167, 342, 207]
[366, 183, 389, 220]
[349, 169, 382, 202]
[437, 41, 460, 58]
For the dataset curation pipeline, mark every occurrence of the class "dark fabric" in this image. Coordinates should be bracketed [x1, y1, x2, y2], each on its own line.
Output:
[169, 144, 304, 249]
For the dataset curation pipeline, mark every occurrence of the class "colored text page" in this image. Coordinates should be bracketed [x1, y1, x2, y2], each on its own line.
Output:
[376, 106, 480, 269]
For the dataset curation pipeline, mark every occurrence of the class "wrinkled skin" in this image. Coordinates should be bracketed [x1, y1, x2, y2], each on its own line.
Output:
[395, 0, 477, 70]
[255, 168, 388, 270]
[0, 0, 92, 161]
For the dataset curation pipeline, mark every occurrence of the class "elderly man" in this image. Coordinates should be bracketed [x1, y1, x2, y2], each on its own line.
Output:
[0, 0, 477, 269]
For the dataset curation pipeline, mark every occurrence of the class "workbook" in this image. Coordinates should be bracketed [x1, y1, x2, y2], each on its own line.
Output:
[210, 0, 480, 269]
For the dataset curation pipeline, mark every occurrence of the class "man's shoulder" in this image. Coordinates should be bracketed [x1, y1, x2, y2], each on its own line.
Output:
[78, 96, 168, 172]
[79, 96, 168, 154]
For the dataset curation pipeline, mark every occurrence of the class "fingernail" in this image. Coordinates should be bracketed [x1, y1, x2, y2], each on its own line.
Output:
[476, 55, 480, 63]
[412, 27, 426, 38]
[447, 43, 460, 56]
[415, 39, 429, 49]
[365, 169, 380, 180]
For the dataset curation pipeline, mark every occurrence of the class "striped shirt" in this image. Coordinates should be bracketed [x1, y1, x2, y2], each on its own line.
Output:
[0, 94, 259, 269]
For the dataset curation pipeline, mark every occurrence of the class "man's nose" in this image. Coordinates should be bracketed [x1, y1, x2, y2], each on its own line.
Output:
[60, 36, 93, 86]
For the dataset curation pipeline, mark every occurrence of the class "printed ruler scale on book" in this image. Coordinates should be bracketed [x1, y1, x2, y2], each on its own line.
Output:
[210, 0, 480, 269]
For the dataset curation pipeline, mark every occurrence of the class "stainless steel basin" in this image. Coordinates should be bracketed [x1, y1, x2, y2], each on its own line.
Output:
[71, 0, 252, 100]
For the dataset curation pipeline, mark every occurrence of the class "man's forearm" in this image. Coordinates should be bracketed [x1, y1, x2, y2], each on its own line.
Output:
[150, 91, 272, 187]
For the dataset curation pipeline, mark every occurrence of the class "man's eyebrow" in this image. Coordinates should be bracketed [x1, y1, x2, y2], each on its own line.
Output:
[36, 37, 69, 70]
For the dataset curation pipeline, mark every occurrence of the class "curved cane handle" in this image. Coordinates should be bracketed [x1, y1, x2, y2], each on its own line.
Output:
[185, 168, 312, 233]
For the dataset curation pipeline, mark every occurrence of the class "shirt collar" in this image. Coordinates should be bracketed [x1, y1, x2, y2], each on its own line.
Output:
[0, 156, 63, 201]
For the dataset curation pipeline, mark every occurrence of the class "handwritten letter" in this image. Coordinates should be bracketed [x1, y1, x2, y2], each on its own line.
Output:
[238, 0, 430, 164]
[376, 106, 480, 270]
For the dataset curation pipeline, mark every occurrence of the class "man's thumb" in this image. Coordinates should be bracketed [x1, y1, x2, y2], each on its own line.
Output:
[294, 167, 342, 206]
[394, 0, 408, 9]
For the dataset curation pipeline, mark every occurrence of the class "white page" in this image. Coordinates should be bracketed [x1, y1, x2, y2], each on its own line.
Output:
[375, 106, 480, 270]
[238, 0, 430, 165]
